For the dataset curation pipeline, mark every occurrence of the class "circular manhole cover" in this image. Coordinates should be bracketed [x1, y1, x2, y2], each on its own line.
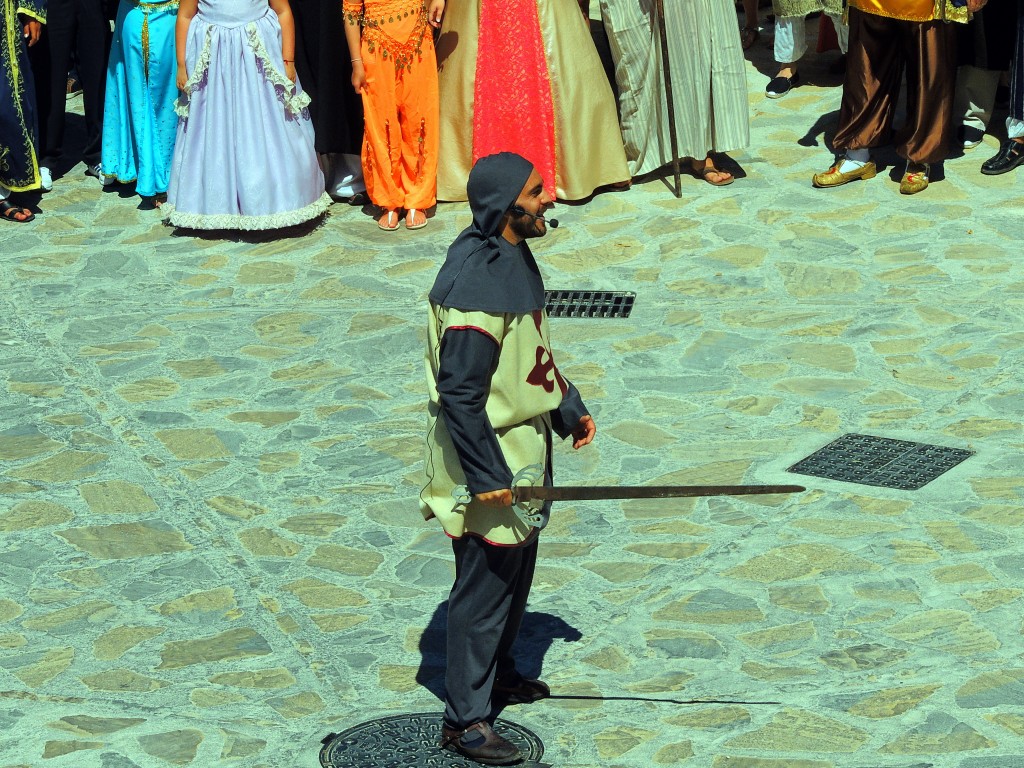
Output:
[320, 712, 544, 767]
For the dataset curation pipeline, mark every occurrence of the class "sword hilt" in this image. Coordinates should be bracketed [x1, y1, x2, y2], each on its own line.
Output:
[449, 464, 549, 529]
[511, 464, 547, 528]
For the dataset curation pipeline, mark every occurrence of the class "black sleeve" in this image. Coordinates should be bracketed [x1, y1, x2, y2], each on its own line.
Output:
[436, 328, 514, 494]
[550, 380, 589, 440]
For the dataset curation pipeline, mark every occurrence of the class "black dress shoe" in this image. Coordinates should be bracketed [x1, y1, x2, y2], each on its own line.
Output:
[441, 721, 522, 765]
[766, 71, 800, 99]
[981, 139, 1024, 175]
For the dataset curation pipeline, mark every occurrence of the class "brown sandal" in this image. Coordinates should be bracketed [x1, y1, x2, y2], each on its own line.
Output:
[690, 159, 734, 187]
[440, 721, 521, 765]
[740, 26, 759, 50]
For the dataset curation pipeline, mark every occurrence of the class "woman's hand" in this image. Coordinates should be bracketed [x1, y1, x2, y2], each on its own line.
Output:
[285, 60, 297, 82]
[966, 0, 987, 11]
[176, 67, 188, 92]
[351, 60, 367, 93]
[427, 0, 445, 28]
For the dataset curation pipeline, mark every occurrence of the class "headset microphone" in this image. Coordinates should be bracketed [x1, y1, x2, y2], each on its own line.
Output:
[510, 205, 559, 228]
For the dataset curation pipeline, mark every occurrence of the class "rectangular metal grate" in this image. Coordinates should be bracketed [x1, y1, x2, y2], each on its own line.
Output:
[545, 290, 635, 319]
[787, 433, 974, 490]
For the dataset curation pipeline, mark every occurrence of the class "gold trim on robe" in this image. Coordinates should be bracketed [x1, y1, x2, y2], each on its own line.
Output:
[848, 0, 969, 22]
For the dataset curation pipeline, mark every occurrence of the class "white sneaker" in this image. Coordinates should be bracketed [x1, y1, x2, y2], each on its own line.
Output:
[86, 164, 113, 186]
[39, 166, 53, 192]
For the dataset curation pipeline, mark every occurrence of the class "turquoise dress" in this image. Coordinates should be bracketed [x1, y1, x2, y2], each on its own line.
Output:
[101, 0, 178, 197]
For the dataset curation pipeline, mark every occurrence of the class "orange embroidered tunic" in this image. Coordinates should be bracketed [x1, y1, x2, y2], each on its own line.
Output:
[343, 0, 429, 72]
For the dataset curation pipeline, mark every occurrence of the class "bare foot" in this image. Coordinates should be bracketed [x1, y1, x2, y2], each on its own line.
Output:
[691, 157, 734, 186]
[378, 209, 399, 230]
[405, 209, 426, 229]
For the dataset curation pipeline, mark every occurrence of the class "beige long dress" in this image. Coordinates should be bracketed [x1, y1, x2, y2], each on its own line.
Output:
[435, 0, 630, 201]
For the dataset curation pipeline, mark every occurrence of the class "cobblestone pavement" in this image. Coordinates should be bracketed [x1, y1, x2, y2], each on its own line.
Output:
[2, 20, 1023, 768]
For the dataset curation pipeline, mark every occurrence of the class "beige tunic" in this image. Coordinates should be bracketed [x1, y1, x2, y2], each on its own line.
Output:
[421, 305, 568, 545]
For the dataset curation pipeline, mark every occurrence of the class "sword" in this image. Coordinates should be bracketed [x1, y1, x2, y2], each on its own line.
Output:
[452, 465, 806, 529]
[516, 483, 807, 503]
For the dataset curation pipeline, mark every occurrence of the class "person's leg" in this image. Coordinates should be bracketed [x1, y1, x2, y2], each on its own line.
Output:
[138, 6, 177, 199]
[37, 0, 75, 175]
[76, 0, 111, 169]
[1008, 0, 1024, 141]
[898, 18, 956, 171]
[493, 538, 538, 685]
[814, 8, 900, 185]
[740, 0, 759, 49]
[956, 65, 1000, 147]
[768, 15, 805, 97]
[360, 46, 403, 225]
[774, 15, 806, 72]
[982, 0, 1024, 173]
[833, 10, 903, 155]
[396, 41, 439, 226]
[445, 536, 530, 729]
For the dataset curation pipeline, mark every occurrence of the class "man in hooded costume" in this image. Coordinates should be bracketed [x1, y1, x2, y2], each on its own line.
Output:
[421, 152, 596, 765]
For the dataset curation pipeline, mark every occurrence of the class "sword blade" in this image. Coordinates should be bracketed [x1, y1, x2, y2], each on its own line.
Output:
[516, 484, 806, 502]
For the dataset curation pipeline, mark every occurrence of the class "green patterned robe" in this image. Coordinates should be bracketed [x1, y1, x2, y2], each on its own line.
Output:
[1, 0, 45, 191]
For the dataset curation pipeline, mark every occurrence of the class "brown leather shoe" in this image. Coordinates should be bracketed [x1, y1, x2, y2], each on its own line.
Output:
[899, 162, 930, 195]
[812, 160, 877, 188]
[440, 721, 522, 765]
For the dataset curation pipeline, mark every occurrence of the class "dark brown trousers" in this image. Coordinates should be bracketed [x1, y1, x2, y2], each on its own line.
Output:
[834, 8, 957, 164]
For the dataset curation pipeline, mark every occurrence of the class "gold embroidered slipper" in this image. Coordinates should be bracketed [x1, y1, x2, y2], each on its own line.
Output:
[899, 163, 929, 195]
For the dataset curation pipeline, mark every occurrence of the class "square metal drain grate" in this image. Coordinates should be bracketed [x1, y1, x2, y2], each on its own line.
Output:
[545, 290, 635, 319]
[787, 433, 974, 490]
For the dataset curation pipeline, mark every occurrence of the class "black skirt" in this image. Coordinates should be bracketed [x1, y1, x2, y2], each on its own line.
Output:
[291, 0, 365, 156]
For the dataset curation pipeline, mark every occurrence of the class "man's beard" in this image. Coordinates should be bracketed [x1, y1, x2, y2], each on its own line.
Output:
[510, 213, 544, 240]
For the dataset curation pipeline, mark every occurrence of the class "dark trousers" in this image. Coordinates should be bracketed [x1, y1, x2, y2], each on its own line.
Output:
[834, 8, 956, 164]
[1012, 0, 1024, 123]
[444, 535, 538, 729]
[32, 0, 110, 168]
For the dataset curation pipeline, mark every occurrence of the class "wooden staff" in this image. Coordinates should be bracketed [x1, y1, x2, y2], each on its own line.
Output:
[654, 0, 681, 198]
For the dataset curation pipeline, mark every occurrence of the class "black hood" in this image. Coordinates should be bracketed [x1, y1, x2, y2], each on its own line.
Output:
[429, 153, 546, 313]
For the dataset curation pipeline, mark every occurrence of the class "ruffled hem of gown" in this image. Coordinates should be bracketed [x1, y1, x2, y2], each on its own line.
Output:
[175, 21, 312, 119]
[163, 191, 332, 230]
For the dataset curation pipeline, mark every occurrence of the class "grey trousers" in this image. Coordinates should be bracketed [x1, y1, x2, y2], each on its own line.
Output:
[444, 535, 538, 729]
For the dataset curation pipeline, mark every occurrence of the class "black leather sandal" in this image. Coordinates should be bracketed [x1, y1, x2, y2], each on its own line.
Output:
[0, 200, 35, 223]
[981, 139, 1024, 176]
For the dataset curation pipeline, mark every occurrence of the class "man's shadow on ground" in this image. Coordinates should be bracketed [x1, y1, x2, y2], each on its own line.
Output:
[416, 601, 781, 719]
[416, 601, 582, 715]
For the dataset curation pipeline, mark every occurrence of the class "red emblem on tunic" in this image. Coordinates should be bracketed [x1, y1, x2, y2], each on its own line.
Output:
[526, 311, 568, 394]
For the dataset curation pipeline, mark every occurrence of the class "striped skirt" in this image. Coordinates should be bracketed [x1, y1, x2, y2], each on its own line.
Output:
[599, 0, 750, 176]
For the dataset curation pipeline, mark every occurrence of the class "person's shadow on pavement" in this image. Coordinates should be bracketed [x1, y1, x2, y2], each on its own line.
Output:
[415, 600, 583, 705]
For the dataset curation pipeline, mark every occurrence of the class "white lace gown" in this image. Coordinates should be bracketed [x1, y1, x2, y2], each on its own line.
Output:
[165, 0, 331, 229]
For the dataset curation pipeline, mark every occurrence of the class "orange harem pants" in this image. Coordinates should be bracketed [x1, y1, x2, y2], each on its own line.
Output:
[833, 8, 956, 165]
[360, 30, 439, 211]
